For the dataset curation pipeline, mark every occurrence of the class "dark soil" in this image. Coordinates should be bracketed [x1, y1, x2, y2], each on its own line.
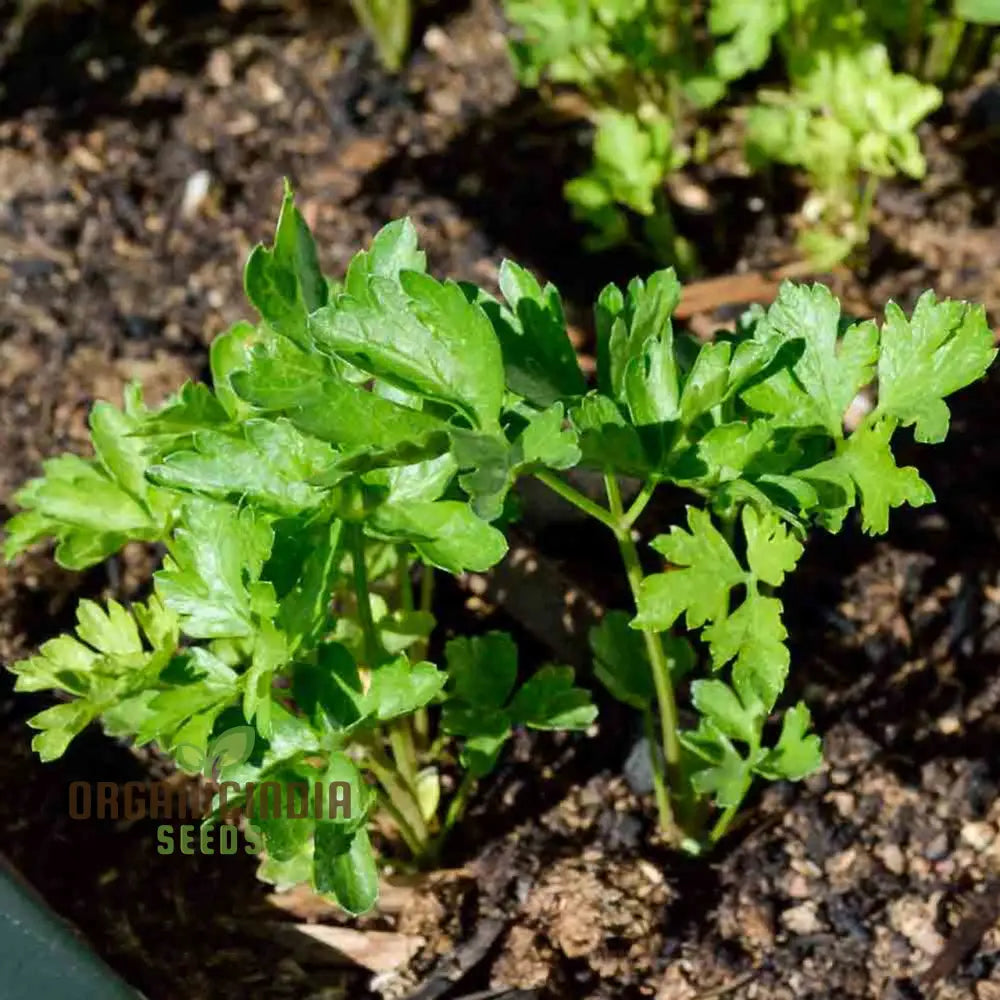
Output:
[3, 2, 1000, 999]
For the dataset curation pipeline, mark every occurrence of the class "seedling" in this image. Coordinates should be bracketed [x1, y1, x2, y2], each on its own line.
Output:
[502, 1, 996, 267]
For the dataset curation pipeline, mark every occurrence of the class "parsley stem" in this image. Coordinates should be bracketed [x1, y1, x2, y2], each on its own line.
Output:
[350, 527, 425, 839]
[623, 480, 657, 529]
[399, 547, 431, 747]
[419, 560, 435, 615]
[432, 769, 477, 861]
[365, 741, 429, 854]
[348, 524, 382, 669]
[605, 474, 682, 842]
[398, 546, 414, 612]
[533, 470, 619, 531]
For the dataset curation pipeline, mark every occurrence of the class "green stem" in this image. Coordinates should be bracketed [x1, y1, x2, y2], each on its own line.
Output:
[623, 480, 657, 529]
[905, 0, 925, 75]
[364, 743, 430, 854]
[856, 173, 877, 241]
[375, 790, 425, 859]
[348, 524, 382, 668]
[533, 470, 619, 531]
[437, 770, 477, 851]
[924, 16, 966, 83]
[351, 527, 427, 849]
[398, 546, 431, 747]
[419, 560, 435, 615]
[390, 724, 421, 791]
[397, 546, 414, 612]
[642, 706, 672, 834]
[412, 560, 436, 744]
[605, 474, 682, 841]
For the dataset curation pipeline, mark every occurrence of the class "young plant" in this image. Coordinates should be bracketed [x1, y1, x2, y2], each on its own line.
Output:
[747, 43, 942, 268]
[5, 185, 994, 897]
[2, 187, 596, 914]
[503, 0, 958, 269]
[503, 0, 723, 269]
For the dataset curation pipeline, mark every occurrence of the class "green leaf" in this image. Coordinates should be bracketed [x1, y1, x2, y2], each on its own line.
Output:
[703, 592, 789, 715]
[448, 429, 514, 521]
[955, 0, 1000, 22]
[232, 333, 450, 454]
[756, 702, 823, 781]
[244, 181, 328, 350]
[742, 506, 803, 586]
[445, 631, 518, 709]
[742, 283, 878, 437]
[294, 644, 367, 734]
[27, 700, 98, 762]
[344, 218, 426, 298]
[314, 825, 378, 915]
[680, 720, 757, 808]
[589, 611, 655, 710]
[244, 622, 287, 738]
[133, 381, 230, 438]
[74, 597, 143, 656]
[363, 656, 447, 721]
[618, 271, 683, 426]
[247, 762, 318, 861]
[691, 679, 756, 744]
[876, 292, 996, 443]
[275, 519, 344, 654]
[709, 0, 787, 80]
[440, 706, 511, 777]
[508, 665, 596, 730]
[810, 418, 933, 535]
[5, 388, 171, 568]
[570, 393, 651, 477]
[311, 269, 505, 431]
[155, 499, 275, 638]
[313, 753, 377, 912]
[634, 508, 746, 630]
[210, 321, 257, 419]
[380, 453, 457, 505]
[515, 403, 581, 471]
[677, 340, 733, 425]
[600, 269, 682, 420]
[370, 500, 508, 573]
[479, 259, 586, 406]
[11, 595, 180, 759]
[90, 397, 155, 502]
[147, 419, 338, 515]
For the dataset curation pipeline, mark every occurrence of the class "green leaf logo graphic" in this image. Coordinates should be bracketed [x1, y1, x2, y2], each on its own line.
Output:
[172, 725, 256, 778]
[173, 743, 206, 773]
[207, 725, 256, 776]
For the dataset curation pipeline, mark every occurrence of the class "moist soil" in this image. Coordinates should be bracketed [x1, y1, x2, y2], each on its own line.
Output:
[2, 2, 1000, 998]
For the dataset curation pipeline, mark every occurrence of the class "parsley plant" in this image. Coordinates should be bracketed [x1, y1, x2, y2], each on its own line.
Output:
[4, 185, 995, 905]
[2, 187, 597, 914]
[502, 1, 997, 268]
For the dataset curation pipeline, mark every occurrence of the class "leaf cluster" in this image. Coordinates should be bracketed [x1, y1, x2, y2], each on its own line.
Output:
[4, 187, 994, 895]
[502, 0, 992, 267]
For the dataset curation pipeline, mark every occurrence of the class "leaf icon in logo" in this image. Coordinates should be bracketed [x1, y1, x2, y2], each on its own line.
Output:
[173, 742, 206, 774]
[206, 725, 256, 777]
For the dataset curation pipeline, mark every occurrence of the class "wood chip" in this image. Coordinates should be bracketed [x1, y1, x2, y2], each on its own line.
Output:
[292, 924, 425, 972]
